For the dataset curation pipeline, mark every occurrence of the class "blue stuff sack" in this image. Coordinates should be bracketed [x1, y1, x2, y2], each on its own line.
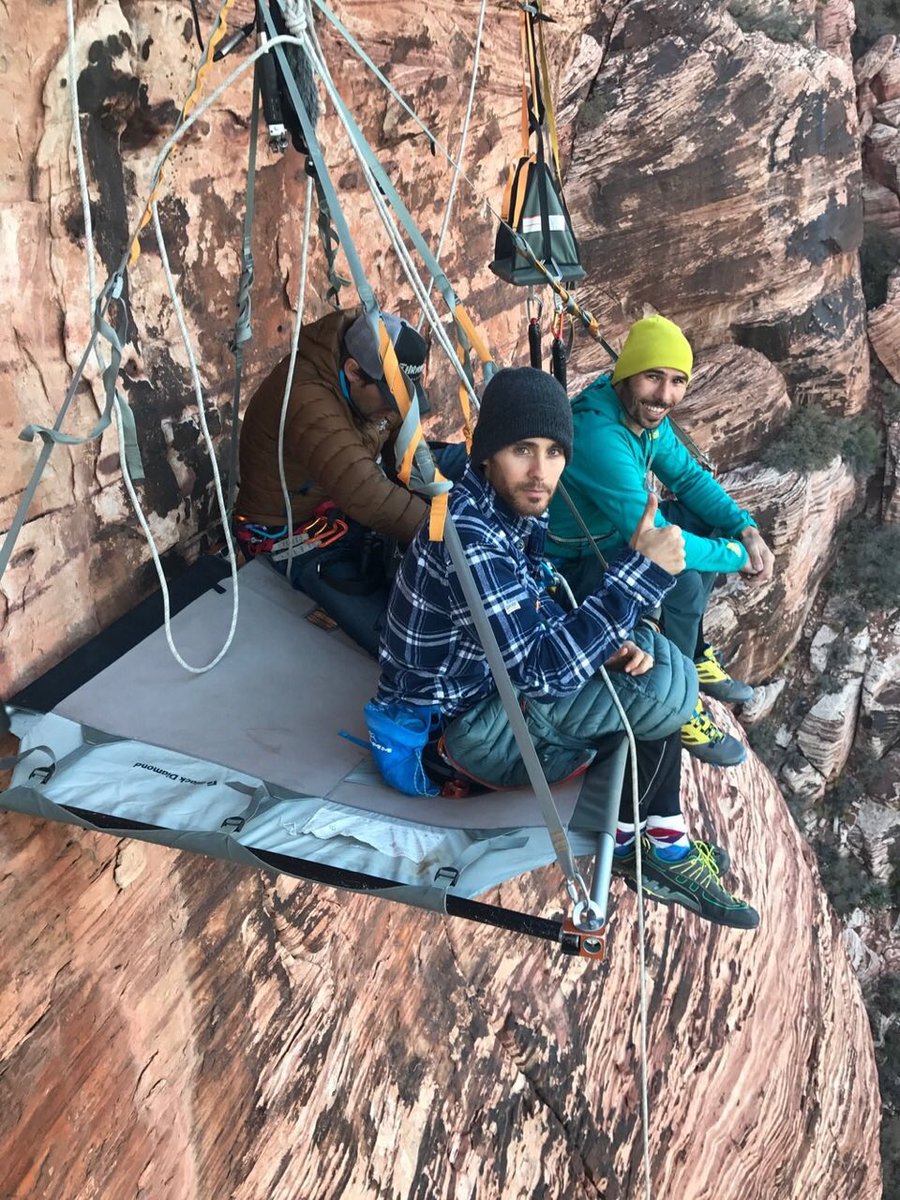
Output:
[364, 700, 441, 797]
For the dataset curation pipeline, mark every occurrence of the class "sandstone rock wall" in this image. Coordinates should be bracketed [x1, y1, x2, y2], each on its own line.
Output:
[0, 740, 882, 1199]
[0, 2, 891, 1195]
[0, 0, 877, 693]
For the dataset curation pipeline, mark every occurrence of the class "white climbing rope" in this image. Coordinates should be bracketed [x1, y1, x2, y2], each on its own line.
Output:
[553, 570, 654, 1200]
[150, 201, 240, 672]
[600, 671, 655, 1200]
[299, 23, 482, 415]
[277, 172, 316, 576]
[65, 0, 240, 674]
[276, 0, 309, 38]
[416, 0, 489, 330]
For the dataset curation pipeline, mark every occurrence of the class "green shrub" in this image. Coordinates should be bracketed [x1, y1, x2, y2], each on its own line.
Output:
[816, 843, 893, 914]
[823, 774, 858, 818]
[882, 380, 900, 419]
[860, 224, 900, 310]
[761, 406, 881, 477]
[728, 1, 806, 42]
[827, 517, 900, 612]
[746, 718, 780, 768]
[852, 0, 900, 53]
[841, 414, 882, 474]
[579, 93, 610, 130]
[873, 972, 900, 1015]
[829, 592, 869, 633]
[762, 405, 844, 472]
[882, 1115, 900, 1200]
[881, 1028, 900, 1111]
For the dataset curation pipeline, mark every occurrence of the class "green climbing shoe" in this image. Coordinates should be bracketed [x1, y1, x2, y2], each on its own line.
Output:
[616, 839, 759, 930]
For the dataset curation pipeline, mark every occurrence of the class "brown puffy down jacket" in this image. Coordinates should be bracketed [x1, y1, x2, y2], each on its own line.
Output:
[235, 310, 428, 542]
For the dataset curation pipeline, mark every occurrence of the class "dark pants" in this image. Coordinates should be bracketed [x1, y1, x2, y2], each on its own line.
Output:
[568, 731, 681, 833]
[658, 499, 717, 659]
[268, 527, 390, 658]
[553, 501, 718, 660]
[234, 516, 391, 658]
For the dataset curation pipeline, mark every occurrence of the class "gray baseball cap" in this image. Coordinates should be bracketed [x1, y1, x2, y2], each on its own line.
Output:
[343, 312, 430, 414]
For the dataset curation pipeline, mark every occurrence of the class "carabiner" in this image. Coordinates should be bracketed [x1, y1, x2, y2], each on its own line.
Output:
[525, 289, 544, 327]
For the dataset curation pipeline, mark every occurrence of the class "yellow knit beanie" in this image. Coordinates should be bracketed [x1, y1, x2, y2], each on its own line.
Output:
[611, 315, 693, 384]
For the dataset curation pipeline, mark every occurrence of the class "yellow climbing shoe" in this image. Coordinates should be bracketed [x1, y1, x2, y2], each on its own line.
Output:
[681, 698, 747, 767]
[694, 645, 754, 705]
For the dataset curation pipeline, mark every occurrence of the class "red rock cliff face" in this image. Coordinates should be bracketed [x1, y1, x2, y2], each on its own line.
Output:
[0, 0, 875, 691]
[0, 744, 882, 1199]
[0, 2, 886, 1196]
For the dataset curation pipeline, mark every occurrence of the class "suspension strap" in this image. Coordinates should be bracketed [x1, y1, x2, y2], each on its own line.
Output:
[129, 0, 238, 267]
[0, 274, 143, 585]
[442, 518, 594, 919]
[309, 163, 351, 307]
[297, 0, 494, 381]
[226, 70, 262, 515]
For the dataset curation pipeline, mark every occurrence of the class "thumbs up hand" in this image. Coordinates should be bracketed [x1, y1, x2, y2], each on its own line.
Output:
[629, 493, 685, 576]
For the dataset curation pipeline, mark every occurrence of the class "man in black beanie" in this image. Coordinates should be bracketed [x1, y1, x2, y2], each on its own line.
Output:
[374, 367, 759, 930]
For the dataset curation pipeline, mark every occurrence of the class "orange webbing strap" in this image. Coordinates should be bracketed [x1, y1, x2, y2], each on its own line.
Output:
[428, 492, 449, 542]
[454, 334, 474, 455]
[536, 4, 564, 185]
[129, 0, 237, 266]
[499, 160, 518, 222]
[518, 10, 532, 158]
[377, 321, 452, 541]
[452, 303, 492, 370]
[379, 322, 418, 483]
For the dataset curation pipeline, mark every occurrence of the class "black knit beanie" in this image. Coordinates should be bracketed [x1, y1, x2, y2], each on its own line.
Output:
[471, 367, 573, 466]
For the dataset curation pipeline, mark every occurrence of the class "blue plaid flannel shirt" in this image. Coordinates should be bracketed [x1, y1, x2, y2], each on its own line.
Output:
[377, 466, 675, 718]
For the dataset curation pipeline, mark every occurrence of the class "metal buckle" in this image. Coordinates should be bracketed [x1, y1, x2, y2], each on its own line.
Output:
[562, 916, 607, 960]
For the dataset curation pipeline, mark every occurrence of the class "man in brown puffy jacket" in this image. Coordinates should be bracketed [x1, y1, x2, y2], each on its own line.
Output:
[234, 308, 434, 654]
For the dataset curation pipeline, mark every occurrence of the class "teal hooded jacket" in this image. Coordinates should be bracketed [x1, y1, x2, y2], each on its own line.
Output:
[547, 375, 755, 573]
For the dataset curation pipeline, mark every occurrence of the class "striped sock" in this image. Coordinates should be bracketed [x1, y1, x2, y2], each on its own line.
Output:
[647, 815, 691, 861]
[613, 821, 643, 857]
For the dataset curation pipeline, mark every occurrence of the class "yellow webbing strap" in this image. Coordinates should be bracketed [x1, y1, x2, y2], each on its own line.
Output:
[536, 5, 564, 185]
[518, 10, 532, 158]
[128, 0, 237, 266]
[453, 303, 492, 368]
[377, 321, 452, 541]
[454, 334, 474, 455]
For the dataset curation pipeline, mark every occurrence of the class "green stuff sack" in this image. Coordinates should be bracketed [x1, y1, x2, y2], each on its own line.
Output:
[490, 156, 585, 287]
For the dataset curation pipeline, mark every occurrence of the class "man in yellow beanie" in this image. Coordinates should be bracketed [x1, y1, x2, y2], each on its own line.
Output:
[547, 314, 775, 768]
